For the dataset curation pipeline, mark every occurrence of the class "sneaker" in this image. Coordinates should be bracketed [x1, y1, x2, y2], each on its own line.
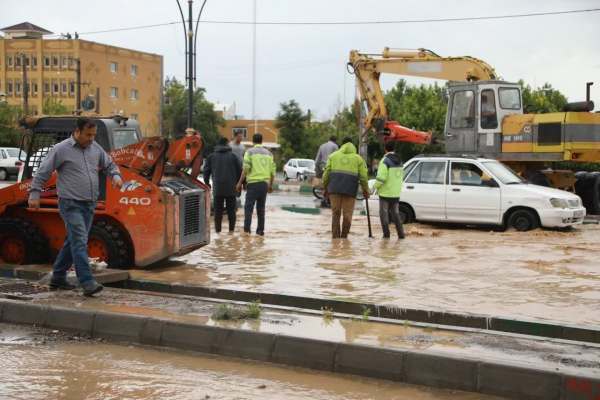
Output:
[82, 281, 104, 297]
[49, 280, 76, 291]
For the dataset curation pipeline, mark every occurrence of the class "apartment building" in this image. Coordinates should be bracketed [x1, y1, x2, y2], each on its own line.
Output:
[0, 22, 163, 135]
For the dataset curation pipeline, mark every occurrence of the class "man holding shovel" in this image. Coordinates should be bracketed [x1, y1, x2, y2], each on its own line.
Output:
[323, 137, 369, 239]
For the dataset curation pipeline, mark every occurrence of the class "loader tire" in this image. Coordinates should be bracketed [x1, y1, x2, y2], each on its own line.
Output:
[0, 218, 49, 264]
[88, 220, 133, 269]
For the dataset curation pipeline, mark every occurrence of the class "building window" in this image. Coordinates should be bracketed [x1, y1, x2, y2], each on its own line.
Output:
[68, 57, 74, 69]
[6, 55, 13, 68]
[130, 113, 138, 120]
[43, 56, 50, 68]
[15, 56, 21, 67]
[130, 64, 138, 76]
[44, 81, 50, 94]
[61, 81, 67, 96]
[52, 80, 59, 94]
[110, 62, 118, 73]
[130, 89, 139, 100]
[31, 55, 37, 68]
[110, 87, 118, 98]
[61, 55, 69, 69]
[232, 127, 248, 139]
[52, 55, 59, 67]
[32, 81, 38, 96]
[69, 81, 75, 96]
[7, 80, 13, 95]
[15, 81, 22, 95]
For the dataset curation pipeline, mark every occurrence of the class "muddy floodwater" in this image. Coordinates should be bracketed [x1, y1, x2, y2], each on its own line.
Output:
[132, 193, 600, 326]
[0, 323, 503, 400]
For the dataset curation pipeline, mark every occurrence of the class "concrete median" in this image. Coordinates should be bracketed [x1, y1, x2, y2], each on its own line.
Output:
[1, 297, 599, 400]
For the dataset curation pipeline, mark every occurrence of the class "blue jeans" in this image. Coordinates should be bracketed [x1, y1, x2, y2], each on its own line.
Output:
[52, 198, 96, 284]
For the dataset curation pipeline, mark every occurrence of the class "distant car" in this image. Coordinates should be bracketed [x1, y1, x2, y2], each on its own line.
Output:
[0, 147, 26, 180]
[283, 158, 315, 181]
[369, 155, 585, 231]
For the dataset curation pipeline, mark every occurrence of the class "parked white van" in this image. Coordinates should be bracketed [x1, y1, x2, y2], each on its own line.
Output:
[0, 147, 25, 180]
[373, 155, 585, 231]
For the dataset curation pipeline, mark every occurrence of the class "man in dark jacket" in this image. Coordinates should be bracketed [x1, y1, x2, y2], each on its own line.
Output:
[204, 137, 242, 233]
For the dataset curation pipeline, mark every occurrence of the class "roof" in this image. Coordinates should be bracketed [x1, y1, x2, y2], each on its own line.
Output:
[1, 22, 52, 34]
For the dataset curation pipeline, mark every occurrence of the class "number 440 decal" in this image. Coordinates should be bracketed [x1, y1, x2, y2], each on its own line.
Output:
[119, 197, 151, 206]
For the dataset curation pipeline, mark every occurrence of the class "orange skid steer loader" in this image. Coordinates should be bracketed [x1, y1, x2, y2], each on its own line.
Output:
[0, 115, 210, 269]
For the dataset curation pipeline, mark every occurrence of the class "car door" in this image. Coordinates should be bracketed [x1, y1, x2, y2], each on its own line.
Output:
[445, 161, 501, 224]
[401, 160, 447, 221]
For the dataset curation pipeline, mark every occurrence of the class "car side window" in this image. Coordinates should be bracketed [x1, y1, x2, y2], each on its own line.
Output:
[451, 162, 485, 186]
[0, 150, 6, 159]
[406, 161, 446, 184]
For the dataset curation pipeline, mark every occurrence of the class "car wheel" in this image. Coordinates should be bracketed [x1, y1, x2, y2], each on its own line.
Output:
[0, 168, 7, 181]
[283, 172, 288, 181]
[397, 203, 414, 224]
[507, 209, 539, 231]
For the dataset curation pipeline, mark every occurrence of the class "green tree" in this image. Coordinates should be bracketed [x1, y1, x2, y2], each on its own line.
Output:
[162, 77, 224, 154]
[519, 81, 567, 113]
[275, 100, 310, 163]
[0, 103, 23, 147]
[42, 98, 70, 115]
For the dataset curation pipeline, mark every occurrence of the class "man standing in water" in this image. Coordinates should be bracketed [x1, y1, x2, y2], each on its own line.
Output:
[374, 141, 405, 239]
[322, 137, 369, 239]
[236, 133, 276, 236]
[29, 117, 123, 296]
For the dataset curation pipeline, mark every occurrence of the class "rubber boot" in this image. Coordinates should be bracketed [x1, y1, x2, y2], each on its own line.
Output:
[397, 223, 405, 239]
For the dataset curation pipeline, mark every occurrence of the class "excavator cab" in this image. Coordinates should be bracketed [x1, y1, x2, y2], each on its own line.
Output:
[445, 81, 523, 156]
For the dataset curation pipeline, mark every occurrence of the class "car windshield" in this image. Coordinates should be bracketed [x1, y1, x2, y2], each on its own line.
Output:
[297, 160, 314, 168]
[5, 148, 22, 157]
[482, 161, 524, 184]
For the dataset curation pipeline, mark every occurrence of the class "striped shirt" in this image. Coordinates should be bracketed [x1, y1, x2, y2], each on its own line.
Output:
[29, 136, 121, 201]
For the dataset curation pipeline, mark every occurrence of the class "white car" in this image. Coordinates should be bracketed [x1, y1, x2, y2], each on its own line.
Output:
[0, 147, 26, 180]
[283, 158, 315, 181]
[370, 155, 585, 231]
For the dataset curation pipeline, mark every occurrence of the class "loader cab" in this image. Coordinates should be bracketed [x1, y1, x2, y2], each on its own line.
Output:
[20, 115, 142, 181]
[445, 81, 522, 156]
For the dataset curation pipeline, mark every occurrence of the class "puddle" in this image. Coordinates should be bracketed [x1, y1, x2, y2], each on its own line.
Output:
[0, 323, 502, 400]
[130, 193, 600, 326]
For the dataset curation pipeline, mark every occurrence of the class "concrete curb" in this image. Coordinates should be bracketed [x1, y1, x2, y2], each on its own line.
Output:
[1, 298, 599, 400]
[112, 279, 600, 345]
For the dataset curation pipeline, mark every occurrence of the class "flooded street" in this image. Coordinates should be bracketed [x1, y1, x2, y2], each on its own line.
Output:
[133, 192, 600, 326]
[0, 323, 502, 400]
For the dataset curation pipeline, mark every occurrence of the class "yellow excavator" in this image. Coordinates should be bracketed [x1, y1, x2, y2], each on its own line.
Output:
[349, 47, 600, 213]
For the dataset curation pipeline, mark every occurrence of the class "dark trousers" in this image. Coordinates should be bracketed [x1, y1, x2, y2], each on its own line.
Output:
[379, 197, 405, 238]
[214, 195, 237, 233]
[244, 181, 268, 235]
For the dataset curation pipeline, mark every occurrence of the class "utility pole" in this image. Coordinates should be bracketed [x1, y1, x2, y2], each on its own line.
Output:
[252, 0, 257, 134]
[76, 58, 81, 114]
[187, 0, 194, 129]
[21, 54, 29, 115]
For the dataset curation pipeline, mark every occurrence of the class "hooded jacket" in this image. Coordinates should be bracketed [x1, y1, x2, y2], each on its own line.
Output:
[203, 145, 242, 197]
[374, 152, 404, 199]
[322, 142, 369, 196]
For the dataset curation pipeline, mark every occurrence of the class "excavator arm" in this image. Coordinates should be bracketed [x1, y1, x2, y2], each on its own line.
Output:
[349, 47, 498, 144]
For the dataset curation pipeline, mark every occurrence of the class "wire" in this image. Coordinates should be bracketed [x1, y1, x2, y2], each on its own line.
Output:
[46, 7, 600, 36]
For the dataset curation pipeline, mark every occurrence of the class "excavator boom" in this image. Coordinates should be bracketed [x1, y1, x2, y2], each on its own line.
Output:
[349, 48, 498, 145]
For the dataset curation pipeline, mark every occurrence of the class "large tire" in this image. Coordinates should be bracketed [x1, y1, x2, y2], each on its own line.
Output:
[0, 218, 49, 264]
[575, 172, 600, 215]
[506, 209, 539, 232]
[88, 220, 133, 269]
[398, 203, 415, 224]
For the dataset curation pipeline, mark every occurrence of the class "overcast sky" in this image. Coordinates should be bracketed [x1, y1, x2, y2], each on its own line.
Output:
[2, 0, 599, 120]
